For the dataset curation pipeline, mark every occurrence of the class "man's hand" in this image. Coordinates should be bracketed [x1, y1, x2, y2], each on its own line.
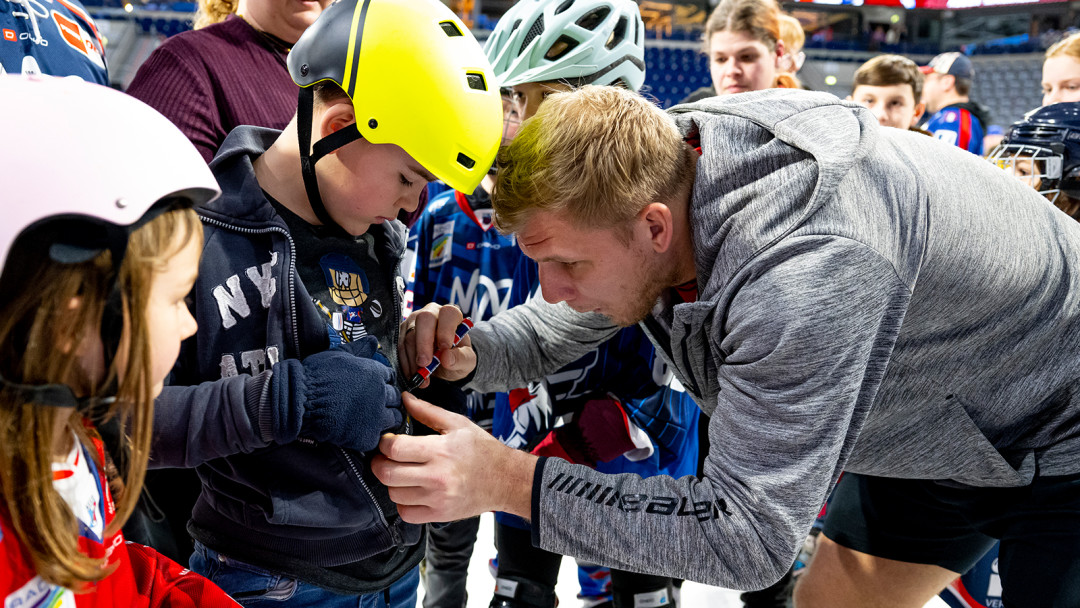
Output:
[372, 392, 536, 523]
[398, 303, 478, 389]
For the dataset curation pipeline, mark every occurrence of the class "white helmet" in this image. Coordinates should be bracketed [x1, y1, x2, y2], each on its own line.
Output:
[485, 0, 646, 92]
[1, 75, 219, 275]
[0, 75, 219, 409]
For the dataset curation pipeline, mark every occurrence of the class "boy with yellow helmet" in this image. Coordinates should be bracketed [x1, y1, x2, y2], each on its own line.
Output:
[149, 0, 502, 604]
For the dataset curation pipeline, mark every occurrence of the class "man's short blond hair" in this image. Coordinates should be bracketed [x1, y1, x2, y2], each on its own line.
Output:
[494, 85, 690, 234]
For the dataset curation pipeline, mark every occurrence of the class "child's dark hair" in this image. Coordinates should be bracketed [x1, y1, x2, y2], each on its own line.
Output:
[853, 54, 924, 103]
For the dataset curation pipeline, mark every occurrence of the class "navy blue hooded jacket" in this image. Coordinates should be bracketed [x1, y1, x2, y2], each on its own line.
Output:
[151, 126, 422, 593]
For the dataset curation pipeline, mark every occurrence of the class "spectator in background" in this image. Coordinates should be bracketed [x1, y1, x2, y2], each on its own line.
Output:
[1042, 32, 1080, 105]
[681, 0, 788, 103]
[849, 54, 926, 131]
[0, 0, 107, 83]
[918, 52, 992, 155]
[126, 0, 330, 162]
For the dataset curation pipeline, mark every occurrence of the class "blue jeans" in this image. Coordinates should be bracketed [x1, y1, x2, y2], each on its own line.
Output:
[190, 541, 419, 607]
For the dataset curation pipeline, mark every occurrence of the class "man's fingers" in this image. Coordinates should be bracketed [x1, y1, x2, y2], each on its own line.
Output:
[402, 392, 468, 433]
[376, 430, 439, 465]
[396, 504, 441, 525]
[436, 305, 465, 351]
[386, 484, 443, 507]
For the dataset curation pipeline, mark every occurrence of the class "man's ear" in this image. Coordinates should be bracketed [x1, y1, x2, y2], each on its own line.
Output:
[639, 202, 674, 254]
[317, 100, 357, 149]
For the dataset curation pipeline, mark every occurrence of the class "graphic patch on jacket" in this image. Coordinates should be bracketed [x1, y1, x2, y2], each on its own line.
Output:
[320, 253, 377, 342]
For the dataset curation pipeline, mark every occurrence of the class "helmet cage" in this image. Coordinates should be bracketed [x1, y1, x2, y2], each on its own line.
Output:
[988, 143, 1065, 203]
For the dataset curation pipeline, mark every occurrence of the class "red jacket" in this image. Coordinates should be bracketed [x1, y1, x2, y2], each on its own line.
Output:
[0, 431, 239, 607]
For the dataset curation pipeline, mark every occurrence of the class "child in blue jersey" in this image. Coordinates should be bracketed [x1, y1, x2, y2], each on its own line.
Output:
[480, 1, 700, 606]
[403, 90, 524, 608]
[918, 53, 992, 155]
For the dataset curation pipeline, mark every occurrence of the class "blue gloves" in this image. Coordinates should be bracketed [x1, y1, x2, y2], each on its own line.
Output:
[270, 336, 403, 453]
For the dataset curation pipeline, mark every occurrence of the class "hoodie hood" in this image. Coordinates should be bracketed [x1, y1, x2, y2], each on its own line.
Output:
[667, 89, 880, 297]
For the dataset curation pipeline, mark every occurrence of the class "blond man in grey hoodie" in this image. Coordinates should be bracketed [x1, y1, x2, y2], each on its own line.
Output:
[376, 85, 1080, 607]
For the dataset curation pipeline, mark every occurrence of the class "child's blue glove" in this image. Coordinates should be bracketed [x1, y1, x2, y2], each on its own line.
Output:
[270, 336, 403, 453]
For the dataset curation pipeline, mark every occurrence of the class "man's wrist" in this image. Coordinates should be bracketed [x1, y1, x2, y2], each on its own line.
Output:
[493, 446, 538, 518]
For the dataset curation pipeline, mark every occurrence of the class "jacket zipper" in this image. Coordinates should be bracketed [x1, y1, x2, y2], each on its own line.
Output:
[679, 323, 702, 398]
[334, 230, 409, 552]
[199, 218, 301, 357]
[337, 448, 403, 549]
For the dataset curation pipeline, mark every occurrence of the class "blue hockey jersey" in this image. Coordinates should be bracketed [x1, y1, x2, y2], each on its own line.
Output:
[405, 188, 522, 321]
[0, 0, 107, 84]
[405, 187, 523, 427]
[493, 258, 700, 478]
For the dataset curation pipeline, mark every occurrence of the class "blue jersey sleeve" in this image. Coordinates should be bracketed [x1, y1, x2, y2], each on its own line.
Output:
[925, 108, 985, 155]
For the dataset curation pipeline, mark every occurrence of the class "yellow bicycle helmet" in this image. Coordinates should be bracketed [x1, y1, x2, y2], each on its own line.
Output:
[288, 0, 502, 230]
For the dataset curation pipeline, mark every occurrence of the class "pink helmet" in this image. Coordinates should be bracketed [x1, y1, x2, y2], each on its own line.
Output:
[1, 75, 220, 274]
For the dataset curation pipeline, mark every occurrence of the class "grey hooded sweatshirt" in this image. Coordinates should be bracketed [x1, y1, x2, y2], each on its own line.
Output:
[464, 89, 1080, 589]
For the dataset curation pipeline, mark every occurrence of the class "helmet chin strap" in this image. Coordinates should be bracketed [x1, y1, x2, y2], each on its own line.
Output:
[297, 86, 366, 237]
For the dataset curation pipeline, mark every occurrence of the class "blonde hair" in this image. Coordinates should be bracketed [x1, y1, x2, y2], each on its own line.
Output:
[777, 14, 804, 54]
[703, 0, 782, 53]
[0, 206, 201, 590]
[193, 0, 238, 29]
[774, 72, 800, 89]
[494, 85, 691, 235]
[1046, 31, 1080, 62]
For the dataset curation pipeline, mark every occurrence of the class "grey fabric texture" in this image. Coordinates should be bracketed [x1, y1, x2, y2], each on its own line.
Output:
[466, 88, 1080, 589]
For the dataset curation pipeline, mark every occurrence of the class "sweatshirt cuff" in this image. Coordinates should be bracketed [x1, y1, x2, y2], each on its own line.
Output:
[245, 370, 275, 443]
[531, 456, 548, 548]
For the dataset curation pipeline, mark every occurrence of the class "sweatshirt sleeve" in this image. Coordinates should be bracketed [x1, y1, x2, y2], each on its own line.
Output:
[150, 373, 273, 469]
[531, 237, 911, 590]
[465, 296, 621, 394]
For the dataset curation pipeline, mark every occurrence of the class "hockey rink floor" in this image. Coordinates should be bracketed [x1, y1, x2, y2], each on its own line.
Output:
[417, 512, 951, 607]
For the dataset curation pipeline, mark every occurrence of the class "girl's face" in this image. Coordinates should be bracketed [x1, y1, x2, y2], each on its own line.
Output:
[1042, 55, 1080, 106]
[1011, 157, 1042, 190]
[708, 30, 783, 95]
[143, 231, 201, 397]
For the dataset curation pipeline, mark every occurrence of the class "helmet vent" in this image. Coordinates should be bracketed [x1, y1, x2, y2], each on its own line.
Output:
[511, 18, 522, 33]
[519, 15, 545, 55]
[575, 7, 610, 31]
[1013, 125, 1065, 140]
[606, 16, 627, 50]
[466, 72, 489, 91]
[440, 20, 463, 37]
[545, 35, 579, 61]
[554, 0, 574, 15]
[457, 153, 477, 170]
